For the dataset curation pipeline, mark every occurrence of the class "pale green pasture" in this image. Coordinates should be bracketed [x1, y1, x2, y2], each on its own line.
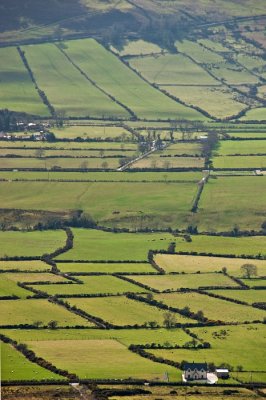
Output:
[0, 299, 94, 326]
[129, 273, 238, 291]
[66, 296, 189, 326]
[23, 43, 128, 118]
[155, 254, 266, 276]
[0, 47, 49, 116]
[129, 53, 217, 85]
[0, 230, 66, 257]
[32, 275, 145, 295]
[63, 39, 206, 120]
[154, 292, 265, 323]
[57, 262, 154, 274]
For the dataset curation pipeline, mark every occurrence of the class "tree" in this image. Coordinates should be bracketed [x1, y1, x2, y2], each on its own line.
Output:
[163, 312, 177, 329]
[47, 320, 58, 330]
[240, 263, 257, 279]
[101, 161, 108, 170]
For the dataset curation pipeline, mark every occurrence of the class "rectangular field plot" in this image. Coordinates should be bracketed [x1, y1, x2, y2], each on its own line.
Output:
[213, 155, 266, 169]
[0, 47, 49, 116]
[154, 254, 266, 276]
[149, 324, 266, 372]
[241, 108, 266, 121]
[0, 260, 50, 272]
[132, 154, 205, 169]
[227, 130, 266, 139]
[207, 289, 266, 305]
[240, 278, 266, 288]
[26, 339, 178, 380]
[0, 156, 121, 169]
[198, 176, 266, 231]
[0, 181, 197, 230]
[114, 39, 162, 56]
[23, 43, 128, 118]
[0, 275, 31, 299]
[2, 328, 191, 347]
[63, 39, 206, 120]
[57, 229, 179, 261]
[154, 292, 265, 323]
[173, 235, 266, 257]
[51, 125, 134, 140]
[129, 273, 239, 291]
[2, 272, 70, 283]
[0, 299, 94, 327]
[0, 171, 202, 183]
[217, 140, 266, 155]
[129, 53, 217, 85]
[0, 148, 136, 158]
[67, 296, 190, 326]
[57, 262, 154, 274]
[162, 85, 246, 119]
[33, 275, 145, 296]
[0, 230, 66, 257]
[1, 343, 62, 381]
[162, 143, 202, 156]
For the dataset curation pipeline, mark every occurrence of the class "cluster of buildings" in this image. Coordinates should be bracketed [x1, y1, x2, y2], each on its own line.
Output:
[183, 362, 229, 384]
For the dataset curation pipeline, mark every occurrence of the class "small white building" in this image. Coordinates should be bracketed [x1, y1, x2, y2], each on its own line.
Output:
[215, 368, 229, 379]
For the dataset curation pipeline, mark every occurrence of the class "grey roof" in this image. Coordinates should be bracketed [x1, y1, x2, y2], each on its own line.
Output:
[183, 362, 207, 371]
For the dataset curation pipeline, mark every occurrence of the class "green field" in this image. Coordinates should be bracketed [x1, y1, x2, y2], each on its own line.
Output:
[114, 40, 162, 56]
[0, 230, 66, 257]
[0, 260, 50, 272]
[57, 262, 154, 274]
[241, 108, 266, 121]
[207, 289, 266, 305]
[149, 324, 266, 372]
[2, 272, 69, 283]
[240, 278, 266, 288]
[0, 181, 198, 229]
[26, 339, 178, 380]
[129, 273, 238, 291]
[0, 156, 121, 169]
[155, 254, 266, 276]
[0, 275, 31, 299]
[1, 343, 62, 381]
[154, 292, 265, 323]
[129, 53, 217, 85]
[66, 296, 190, 326]
[132, 154, 205, 169]
[50, 125, 134, 140]
[213, 156, 266, 169]
[0, 299, 94, 327]
[198, 176, 266, 230]
[162, 85, 246, 119]
[0, 148, 136, 158]
[0, 47, 49, 116]
[217, 140, 266, 155]
[173, 235, 266, 257]
[0, 140, 137, 150]
[23, 43, 128, 118]
[0, 171, 202, 182]
[57, 229, 177, 261]
[32, 275, 145, 296]
[1, 328, 191, 347]
[62, 39, 206, 120]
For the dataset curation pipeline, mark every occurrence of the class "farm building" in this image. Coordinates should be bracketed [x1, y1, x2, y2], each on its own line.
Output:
[215, 368, 230, 379]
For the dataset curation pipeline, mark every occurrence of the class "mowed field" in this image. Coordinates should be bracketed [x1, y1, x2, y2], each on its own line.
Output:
[154, 292, 265, 323]
[30, 275, 145, 296]
[207, 289, 266, 305]
[0, 299, 94, 327]
[0, 260, 50, 272]
[0, 47, 49, 116]
[26, 339, 178, 380]
[66, 296, 190, 326]
[128, 273, 239, 291]
[154, 254, 266, 276]
[57, 262, 154, 274]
